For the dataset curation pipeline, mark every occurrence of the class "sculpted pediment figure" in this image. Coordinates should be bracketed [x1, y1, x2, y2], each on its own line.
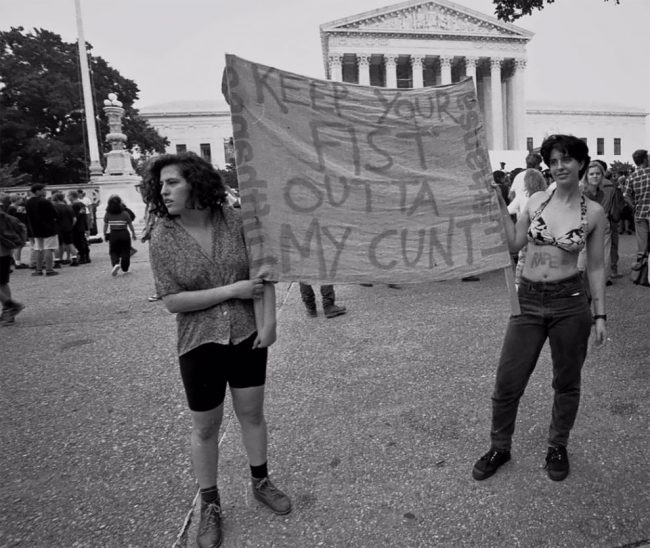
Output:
[321, 0, 533, 40]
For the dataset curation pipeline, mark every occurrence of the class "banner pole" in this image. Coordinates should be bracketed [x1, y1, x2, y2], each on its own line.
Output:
[503, 265, 520, 315]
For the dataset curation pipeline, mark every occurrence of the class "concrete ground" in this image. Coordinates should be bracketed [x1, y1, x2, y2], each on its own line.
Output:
[1, 233, 648, 548]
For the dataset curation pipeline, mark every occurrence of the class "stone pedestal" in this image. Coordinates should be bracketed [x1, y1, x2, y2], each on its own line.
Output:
[94, 93, 144, 237]
[92, 174, 145, 237]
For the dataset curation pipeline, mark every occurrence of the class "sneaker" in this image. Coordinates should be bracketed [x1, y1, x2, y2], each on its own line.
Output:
[14, 264, 29, 269]
[147, 295, 161, 302]
[252, 477, 292, 515]
[472, 449, 511, 480]
[197, 501, 222, 548]
[111, 264, 121, 276]
[545, 446, 569, 481]
[5, 302, 25, 321]
[69, 258, 79, 266]
[0, 308, 14, 326]
[31, 270, 43, 276]
[53, 262, 61, 269]
[324, 304, 347, 319]
[45, 270, 59, 276]
[305, 306, 317, 318]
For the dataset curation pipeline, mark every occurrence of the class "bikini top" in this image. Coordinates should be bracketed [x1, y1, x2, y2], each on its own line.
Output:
[527, 191, 588, 253]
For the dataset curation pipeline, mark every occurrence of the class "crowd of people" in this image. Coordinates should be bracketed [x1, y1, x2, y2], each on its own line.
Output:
[0, 183, 139, 326]
[2, 141, 649, 547]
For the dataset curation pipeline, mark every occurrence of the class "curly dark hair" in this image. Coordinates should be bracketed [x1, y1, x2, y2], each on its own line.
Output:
[106, 195, 124, 215]
[540, 135, 591, 179]
[142, 152, 227, 218]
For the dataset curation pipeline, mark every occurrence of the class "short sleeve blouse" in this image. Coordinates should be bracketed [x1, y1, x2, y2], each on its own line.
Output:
[148, 206, 256, 356]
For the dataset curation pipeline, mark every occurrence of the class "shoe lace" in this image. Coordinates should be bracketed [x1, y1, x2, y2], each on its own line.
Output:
[546, 447, 566, 464]
[199, 502, 221, 531]
[481, 450, 501, 463]
[256, 477, 281, 499]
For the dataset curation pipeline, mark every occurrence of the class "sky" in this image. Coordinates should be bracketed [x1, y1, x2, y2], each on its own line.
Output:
[1, 0, 649, 126]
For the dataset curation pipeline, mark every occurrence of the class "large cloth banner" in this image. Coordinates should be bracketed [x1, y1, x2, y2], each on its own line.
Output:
[225, 54, 510, 284]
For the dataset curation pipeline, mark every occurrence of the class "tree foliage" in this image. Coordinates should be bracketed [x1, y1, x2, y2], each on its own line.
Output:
[0, 27, 168, 186]
[493, 0, 620, 22]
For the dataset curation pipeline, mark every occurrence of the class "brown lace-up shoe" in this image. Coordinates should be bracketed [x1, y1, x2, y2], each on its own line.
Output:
[197, 500, 222, 548]
[252, 477, 292, 515]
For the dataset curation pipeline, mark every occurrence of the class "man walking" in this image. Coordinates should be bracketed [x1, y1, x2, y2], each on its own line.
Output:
[625, 150, 650, 270]
[25, 183, 59, 276]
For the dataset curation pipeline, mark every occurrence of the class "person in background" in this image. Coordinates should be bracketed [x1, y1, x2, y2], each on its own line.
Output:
[103, 195, 137, 276]
[509, 152, 543, 203]
[299, 283, 347, 318]
[625, 149, 650, 270]
[8, 196, 29, 269]
[582, 161, 613, 286]
[0, 208, 26, 326]
[51, 192, 75, 268]
[506, 169, 548, 286]
[473, 135, 606, 484]
[25, 183, 59, 277]
[143, 152, 290, 548]
[597, 161, 624, 279]
[617, 175, 635, 235]
[68, 190, 90, 265]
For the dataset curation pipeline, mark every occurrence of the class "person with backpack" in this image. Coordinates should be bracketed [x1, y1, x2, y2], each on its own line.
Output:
[0, 208, 27, 326]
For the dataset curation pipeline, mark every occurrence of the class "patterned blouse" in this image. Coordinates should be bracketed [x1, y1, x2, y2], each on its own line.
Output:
[149, 206, 256, 356]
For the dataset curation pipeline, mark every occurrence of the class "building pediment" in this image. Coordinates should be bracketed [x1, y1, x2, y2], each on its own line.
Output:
[321, 0, 533, 41]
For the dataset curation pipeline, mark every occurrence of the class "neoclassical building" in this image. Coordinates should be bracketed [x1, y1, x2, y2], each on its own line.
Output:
[320, 0, 533, 151]
[139, 0, 647, 169]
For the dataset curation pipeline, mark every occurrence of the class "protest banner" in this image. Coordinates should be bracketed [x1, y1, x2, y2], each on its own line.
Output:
[224, 54, 511, 285]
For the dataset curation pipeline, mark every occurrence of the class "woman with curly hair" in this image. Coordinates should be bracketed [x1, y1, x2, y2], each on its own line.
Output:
[103, 195, 137, 276]
[142, 152, 290, 548]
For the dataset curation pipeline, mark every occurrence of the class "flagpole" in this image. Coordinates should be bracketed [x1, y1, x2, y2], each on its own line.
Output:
[74, 0, 103, 178]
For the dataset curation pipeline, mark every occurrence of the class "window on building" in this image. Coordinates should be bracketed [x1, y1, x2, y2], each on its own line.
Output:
[223, 137, 235, 166]
[341, 55, 358, 84]
[614, 138, 621, 156]
[200, 143, 212, 163]
[396, 58, 412, 89]
[176, 144, 187, 154]
[597, 138, 604, 156]
[526, 137, 534, 151]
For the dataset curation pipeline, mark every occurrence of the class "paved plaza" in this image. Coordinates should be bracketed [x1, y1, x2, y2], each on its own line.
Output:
[1, 234, 648, 548]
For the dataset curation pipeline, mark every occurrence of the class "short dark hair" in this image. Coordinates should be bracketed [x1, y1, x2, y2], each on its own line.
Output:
[540, 135, 591, 179]
[525, 152, 542, 169]
[30, 183, 46, 194]
[632, 149, 648, 166]
[142, 152, 227, 218]
[492, 170, 506, 184]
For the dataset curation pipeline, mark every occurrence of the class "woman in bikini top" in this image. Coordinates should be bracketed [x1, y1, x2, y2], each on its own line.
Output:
[499, 153, 606, 286]
[526, 190, 588, 253]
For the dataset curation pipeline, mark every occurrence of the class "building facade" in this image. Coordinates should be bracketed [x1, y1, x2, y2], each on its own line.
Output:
[140, 1, 647, 170]
[321, 0, 533, 151]
[139, 100, 234, 168]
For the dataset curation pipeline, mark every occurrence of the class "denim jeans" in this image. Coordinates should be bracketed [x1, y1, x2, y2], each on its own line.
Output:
[299, 283, 335, 309]
[490, 273, 592, 451]
[634, 216, 650, 259]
